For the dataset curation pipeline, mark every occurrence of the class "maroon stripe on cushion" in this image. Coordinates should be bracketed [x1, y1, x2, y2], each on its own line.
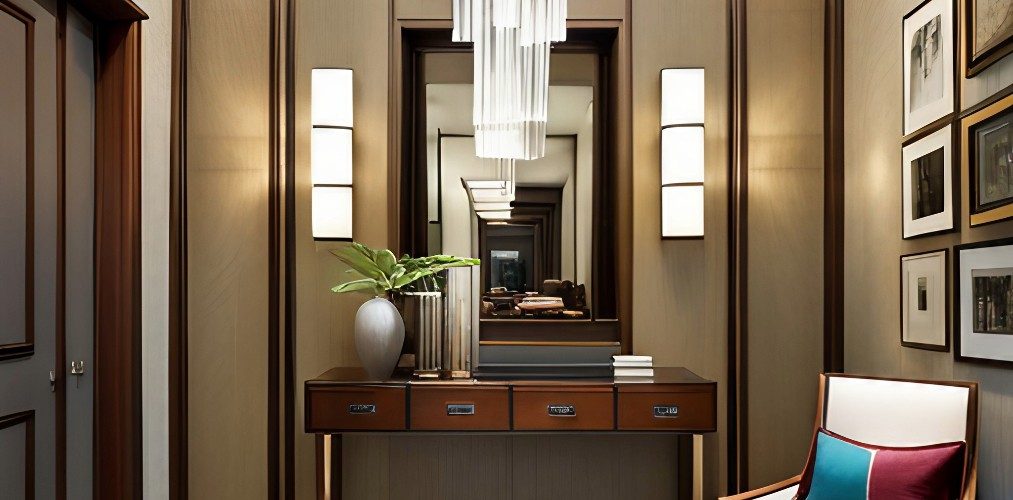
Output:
[798, 428, 966, 500]
[868, 443, 965, 500]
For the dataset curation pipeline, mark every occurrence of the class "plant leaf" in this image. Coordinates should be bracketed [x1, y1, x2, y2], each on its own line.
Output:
[331, 278, 381, 294]
[332, 247, 384, 280]
[375, 249, 398, 276]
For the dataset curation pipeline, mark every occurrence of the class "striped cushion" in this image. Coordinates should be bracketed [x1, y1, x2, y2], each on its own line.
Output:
[798, 428, 965, 500]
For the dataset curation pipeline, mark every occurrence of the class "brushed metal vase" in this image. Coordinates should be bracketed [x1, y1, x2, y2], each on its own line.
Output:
[354, 297, 405, 380]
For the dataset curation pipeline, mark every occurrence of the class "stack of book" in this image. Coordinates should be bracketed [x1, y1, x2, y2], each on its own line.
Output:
[612, 355, 653, 381]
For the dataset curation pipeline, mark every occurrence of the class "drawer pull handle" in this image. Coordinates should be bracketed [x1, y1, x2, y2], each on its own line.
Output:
[348, 404, 376, 414]
[446, 404, 475, 415]
[653, 405, 679, 418]
[547, 405, 576, 417]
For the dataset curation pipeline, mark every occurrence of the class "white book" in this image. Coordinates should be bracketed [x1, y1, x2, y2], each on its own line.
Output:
[613, 355, 653, 363]
[613, 368, 654, 377]
[612, 360, 653, 368]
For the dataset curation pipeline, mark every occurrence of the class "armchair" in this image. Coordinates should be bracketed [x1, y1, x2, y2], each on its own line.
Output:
[722, 373, 979, 500]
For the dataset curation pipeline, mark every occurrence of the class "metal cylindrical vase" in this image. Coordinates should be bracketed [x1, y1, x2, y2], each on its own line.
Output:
[400, 292, 445, 378]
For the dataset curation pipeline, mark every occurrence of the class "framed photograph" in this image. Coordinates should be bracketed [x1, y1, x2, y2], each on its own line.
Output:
[961, 92, 1013, 226]
[954, 237, 1013, 366]
[904, 0, 956, 136]
[902, 124, 957, 238]
[901, 249, 950, 351]
[963, 0, 1013, 77]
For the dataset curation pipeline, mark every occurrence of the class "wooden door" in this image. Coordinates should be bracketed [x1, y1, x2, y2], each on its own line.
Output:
[0, 0, 58, 497]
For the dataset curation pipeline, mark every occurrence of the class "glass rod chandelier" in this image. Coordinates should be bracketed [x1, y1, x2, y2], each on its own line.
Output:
[453, 0, 567, 161]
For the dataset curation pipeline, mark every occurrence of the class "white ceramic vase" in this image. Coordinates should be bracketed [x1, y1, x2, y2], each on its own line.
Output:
[354, 297, 405, 380]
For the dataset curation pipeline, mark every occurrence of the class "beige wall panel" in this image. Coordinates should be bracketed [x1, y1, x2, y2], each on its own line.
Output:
[186, 0, 271, 497]
[394, 0, 451, 20]
[845, 1, 1013, 497]
[631, 0, 728, 497]
[294, 1, 391, 499]
[745, 0, 824, 488]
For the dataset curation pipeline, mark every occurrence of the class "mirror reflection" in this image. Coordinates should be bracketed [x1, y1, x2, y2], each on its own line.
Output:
[425, 52, 595, 321]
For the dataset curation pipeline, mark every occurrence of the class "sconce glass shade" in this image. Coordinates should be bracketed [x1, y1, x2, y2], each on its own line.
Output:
[312, 68, 354, 240]
[660, 68, 705, 238]
[312, 186, 353, 240]
[662, 185, 704, 238]
[311, 127, 353, 185]
[661, 68, 705, 126]
[661, 125, 704, 184]
[312, 68, 353, 128]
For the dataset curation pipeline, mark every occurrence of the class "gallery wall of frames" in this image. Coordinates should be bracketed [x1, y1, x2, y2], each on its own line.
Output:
[900, 0, 1013, 367]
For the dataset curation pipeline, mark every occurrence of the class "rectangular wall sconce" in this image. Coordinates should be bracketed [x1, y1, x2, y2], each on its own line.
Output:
[311, 68, 354, 240]
[660, 68, 705, 239]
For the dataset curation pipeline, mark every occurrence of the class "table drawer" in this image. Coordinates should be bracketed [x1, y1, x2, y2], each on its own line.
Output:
[306, 386, 406, 432]
[616, 386, 716, 431]
[512, 387, 614, 430]
[410, 386, 510, 430]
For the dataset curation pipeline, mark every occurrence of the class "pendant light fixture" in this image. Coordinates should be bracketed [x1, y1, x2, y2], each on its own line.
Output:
[453, 0, 567, 161]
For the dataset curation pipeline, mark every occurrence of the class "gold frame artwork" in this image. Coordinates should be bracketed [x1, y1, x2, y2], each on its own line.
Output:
[961, 92, 1013, 226]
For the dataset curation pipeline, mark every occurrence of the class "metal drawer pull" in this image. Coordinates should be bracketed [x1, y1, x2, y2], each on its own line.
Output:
[653, 405, 679, 418]
[446, 404, 475, 415]
[348, 404, 376, 414]
[547, 405, 576, 417]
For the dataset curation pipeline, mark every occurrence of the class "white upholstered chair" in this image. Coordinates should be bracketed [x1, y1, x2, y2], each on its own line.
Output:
[721, 373, 979, 500]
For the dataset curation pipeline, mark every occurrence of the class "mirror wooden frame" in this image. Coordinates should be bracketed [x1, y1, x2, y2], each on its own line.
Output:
[388, 21, 632, 351]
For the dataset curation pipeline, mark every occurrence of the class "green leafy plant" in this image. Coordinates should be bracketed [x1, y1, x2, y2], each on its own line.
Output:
[331, 242, 479, 296]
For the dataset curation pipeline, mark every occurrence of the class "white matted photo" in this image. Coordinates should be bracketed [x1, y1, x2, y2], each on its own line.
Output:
[902, 124, 955, 238]
[955, 237, 1013, 367]
[901, 249, 949, 351]
[903, 0, 954, 135]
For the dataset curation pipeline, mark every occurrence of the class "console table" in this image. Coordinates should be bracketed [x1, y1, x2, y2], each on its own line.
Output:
[305, 367, 717, 500]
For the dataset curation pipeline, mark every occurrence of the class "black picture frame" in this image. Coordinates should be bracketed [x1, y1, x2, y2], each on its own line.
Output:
[901, 248, 951, 352]
[902, 0, 958, 141]
[953, 236, 1013, 368]
[964, 92, 1013, 226]
[901, 122, 960, 239]
[963, 0, 1013, 77]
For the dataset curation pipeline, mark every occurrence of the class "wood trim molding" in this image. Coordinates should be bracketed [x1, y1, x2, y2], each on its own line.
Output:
[0, 410, 35, 500]
[728, 0, 748, 493]
[823, 0, 844, 372]
[169, 0, 189, 497]
[0, 0, 35, 363]
[284, 0, 297, 498]
[268, 0, 282, 497]
[67, 0, 147, 22]
[93, 19, 143, 500]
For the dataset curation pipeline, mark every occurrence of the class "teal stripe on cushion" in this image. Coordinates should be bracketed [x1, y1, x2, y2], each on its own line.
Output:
[806, 432, 873, 500]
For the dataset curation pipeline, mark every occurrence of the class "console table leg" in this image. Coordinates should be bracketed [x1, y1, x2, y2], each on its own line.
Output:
[692, 434, 703, 500]
[316, 434, 342, 500]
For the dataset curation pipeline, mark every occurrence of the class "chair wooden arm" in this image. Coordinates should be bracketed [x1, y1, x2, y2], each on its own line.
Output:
[718, 475, 802, 500]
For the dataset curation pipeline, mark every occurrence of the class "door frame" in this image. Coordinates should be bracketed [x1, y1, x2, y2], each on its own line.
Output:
[59, 1, 147, 498]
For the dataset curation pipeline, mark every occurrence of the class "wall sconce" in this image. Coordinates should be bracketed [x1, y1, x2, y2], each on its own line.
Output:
[660, 68, 705, 239]
[311, 68, 353, 240]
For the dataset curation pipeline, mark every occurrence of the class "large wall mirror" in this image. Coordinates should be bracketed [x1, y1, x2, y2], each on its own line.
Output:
[397, 28, 624, 374]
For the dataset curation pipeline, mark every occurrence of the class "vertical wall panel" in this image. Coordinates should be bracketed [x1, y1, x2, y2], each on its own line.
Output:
[745, 0, 824, 488]
[844, 0, 1013, 497]
[631, 1, 729, 497]
[186, 0, 271, 497]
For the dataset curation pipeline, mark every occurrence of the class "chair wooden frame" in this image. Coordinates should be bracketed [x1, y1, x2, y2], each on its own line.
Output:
[721, 373, 979, 500]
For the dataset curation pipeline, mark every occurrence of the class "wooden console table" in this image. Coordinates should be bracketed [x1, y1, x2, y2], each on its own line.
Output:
[305, 367, 717, 500]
